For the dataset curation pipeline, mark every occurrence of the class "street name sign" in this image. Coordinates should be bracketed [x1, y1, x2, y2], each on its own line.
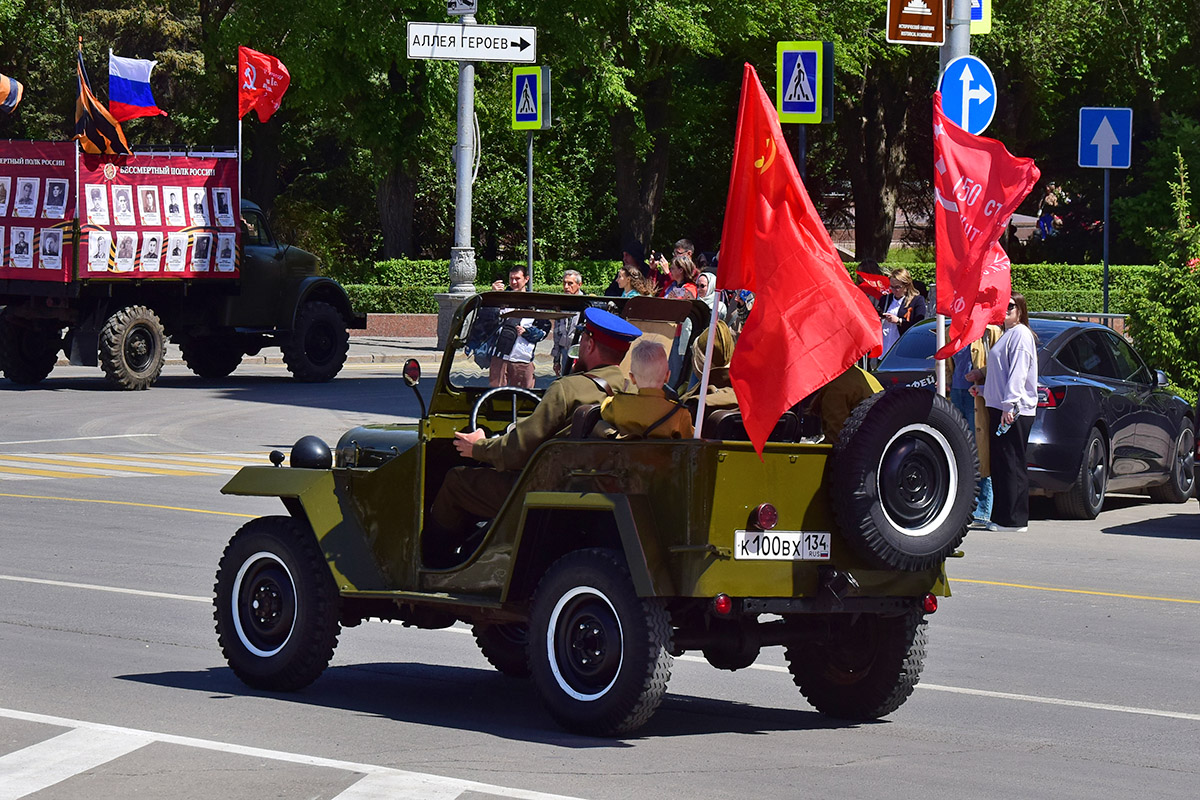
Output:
[938, 55, 997, 135]
[886, 0, 945, 47]
[775, 42, 833, 124]
[1078, 107, 1132, 169]
[407, 22, 537, 63]
[512, 66, 551, 130]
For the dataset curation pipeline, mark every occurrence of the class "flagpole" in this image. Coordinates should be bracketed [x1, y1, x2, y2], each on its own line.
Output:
[692, 300, 722, 439]
[237, 119, 242, 203]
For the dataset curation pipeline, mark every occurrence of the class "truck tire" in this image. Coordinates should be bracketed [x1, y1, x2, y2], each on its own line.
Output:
[99, 305, 166, 390]
[528, 548, 673, 736]
[1053, 427, 1107, 519]
[0, 313, 61, 385]
[180, 336, 243, 379]
[785, 611, 927, 720]
[1147, 422, 1195, 503]
[213, 516, 340, 691]
[472, 622, 531, 678]
[830, 388, 975, 571]
[282, 301, 349, 383]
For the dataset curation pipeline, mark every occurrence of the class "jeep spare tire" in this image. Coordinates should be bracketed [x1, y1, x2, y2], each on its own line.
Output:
[830, 388, 976, 571]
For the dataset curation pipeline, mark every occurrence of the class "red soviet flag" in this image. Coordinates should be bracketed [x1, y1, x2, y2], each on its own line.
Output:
[857, 270, 891, 300]
[933, 91, 1039, 359]
[718, 63, 881, 456]
[238, 46, 291, 122]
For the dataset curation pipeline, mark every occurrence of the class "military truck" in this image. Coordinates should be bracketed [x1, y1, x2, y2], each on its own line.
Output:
[0, 143, 363, 389]
[213, 291, 977, 736]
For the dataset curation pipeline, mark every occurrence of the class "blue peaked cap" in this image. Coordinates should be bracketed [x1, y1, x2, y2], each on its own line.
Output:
[581, 307, 642, 346]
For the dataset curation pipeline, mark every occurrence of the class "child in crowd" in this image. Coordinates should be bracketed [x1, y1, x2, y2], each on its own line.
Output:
[601, 340, 694, 439]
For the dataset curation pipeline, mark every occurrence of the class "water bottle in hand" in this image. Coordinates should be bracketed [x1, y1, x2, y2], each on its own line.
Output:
[996, 419, 1011, 436]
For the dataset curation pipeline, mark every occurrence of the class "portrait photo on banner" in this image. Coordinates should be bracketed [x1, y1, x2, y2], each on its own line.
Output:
[89, 231, 112, 272]
[112, 186, 136, 227]
[187, 186, 209, 227]
[10, 226, 34, 268]
[13, 178, 38, 218]
[163, 186, 185, 227]
[140, 232, 162, 271]
[40, 229, 63, 270]
[191, 232, 212, 271]
[86, 184, 110, 226]
[165, 232, 187, 272]
[0, 177, 10, 215]
[138, 186, 161, 226]
[44, 180, 69, 219]
[212, 187, 234, 227]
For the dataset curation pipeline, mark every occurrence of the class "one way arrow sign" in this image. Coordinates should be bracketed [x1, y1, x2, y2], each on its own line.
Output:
[1079, 107, 1132, 169]
[407, 22, 538, 64]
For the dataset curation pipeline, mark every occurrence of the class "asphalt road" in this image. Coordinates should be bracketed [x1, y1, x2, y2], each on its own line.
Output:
[2, 361, 1198, 799]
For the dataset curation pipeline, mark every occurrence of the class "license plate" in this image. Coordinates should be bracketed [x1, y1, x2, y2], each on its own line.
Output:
[733, 530, 830, 561]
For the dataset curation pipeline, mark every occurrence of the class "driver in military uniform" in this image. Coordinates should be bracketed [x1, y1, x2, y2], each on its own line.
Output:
[425, 307, 641, 565]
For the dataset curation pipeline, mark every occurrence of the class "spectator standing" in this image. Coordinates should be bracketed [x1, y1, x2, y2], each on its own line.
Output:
[552, 270, 583, 375]
[606, 241, 653, 296]
[950, 324, 1003, 527]
[877, 268, 926, 357]
[663, 255, 699, 299]
[489, 265, 549, 388]
[697, 271, 727, 321]
[969, 292, 1037, 532]
[616, 265, 653, 297]
[600, 340, 694, 439]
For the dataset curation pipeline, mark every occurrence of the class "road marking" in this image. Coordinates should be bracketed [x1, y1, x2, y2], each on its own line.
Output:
[0, 726, 153, 800]
[952, 577, 1200, 605]
[0, 575, 210, 603]
[0, 708, 584, 800]
[0, 454, 235, 475]
[916, 683, 1200, 721]
[0, 452, 264, 481]
[0, 434, 160, 445]
[0, 493, 259, 517]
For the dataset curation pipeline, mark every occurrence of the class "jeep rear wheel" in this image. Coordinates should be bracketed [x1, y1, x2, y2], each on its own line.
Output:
[213, 516, 340, 691]
[785, 611, 927, 719]
[529, 548, 673, 736]
[282, 300, 349, 383]
[472, 622, 531, 678]
[831, 389, 975, 570]
[0, 312, 61, 385]
[99, 305, 165, 390]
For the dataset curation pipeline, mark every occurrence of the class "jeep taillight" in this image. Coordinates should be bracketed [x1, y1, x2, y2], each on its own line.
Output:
[712, 594, 734, 616]
[751, 503, 778, 530]
[1037, 385, 1065, 408]
[923, 593, 938, 614]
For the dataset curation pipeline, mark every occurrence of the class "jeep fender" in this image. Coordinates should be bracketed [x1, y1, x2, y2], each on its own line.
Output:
[506, 492, 675, 601]
[222, 466, 385, 591]
[280, 277, 366, 331]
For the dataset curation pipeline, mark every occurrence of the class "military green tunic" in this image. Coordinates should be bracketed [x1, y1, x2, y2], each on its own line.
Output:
[471, 363, 627, 472]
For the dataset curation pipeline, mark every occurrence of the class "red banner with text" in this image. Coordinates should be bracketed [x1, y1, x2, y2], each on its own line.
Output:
[0, 140, 76, 282]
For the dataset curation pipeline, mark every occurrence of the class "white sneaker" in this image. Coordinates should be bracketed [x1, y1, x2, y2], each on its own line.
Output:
[986, 522, 1028, 532]
[968, 518, 990, 530]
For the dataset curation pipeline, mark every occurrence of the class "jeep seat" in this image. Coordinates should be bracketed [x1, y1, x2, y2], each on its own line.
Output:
[570, 403, 604, 439]
[702, 408, 801, 442]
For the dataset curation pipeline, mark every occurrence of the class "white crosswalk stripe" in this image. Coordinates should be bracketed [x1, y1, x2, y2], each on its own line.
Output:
[0, 452, 267, 481]
[0, 727, 153, 800]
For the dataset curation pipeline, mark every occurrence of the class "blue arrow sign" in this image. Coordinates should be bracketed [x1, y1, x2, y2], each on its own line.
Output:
[1078, 107, 1132, 169]
[938, 55, 996, 136]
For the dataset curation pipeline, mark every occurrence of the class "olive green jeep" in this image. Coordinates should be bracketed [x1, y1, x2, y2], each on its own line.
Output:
[214, 291, 976, 736]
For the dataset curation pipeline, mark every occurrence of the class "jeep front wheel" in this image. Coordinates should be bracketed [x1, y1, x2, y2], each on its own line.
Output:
[99, 305, 165, 390]
[785, 611, 927, 720]
[213, 516, 340, 691]
[529, 548, 673, 736]
[282, 300, 349, 382]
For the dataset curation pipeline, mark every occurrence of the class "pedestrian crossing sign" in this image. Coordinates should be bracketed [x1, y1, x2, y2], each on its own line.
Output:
[512, 66, 551, 130]
[776, 42, 832, 124]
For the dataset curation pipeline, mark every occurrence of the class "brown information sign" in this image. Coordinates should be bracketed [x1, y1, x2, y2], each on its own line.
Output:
[886, 0, 945, 46]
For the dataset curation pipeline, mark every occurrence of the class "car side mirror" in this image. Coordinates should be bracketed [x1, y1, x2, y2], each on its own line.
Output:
[1155, 370, 1169, 387]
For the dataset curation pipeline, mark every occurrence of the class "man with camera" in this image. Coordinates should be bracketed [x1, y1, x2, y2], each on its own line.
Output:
[488, 265, 549, 388]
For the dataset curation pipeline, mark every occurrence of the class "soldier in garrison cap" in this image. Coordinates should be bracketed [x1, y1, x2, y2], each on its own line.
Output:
[424, 307, 642, 566]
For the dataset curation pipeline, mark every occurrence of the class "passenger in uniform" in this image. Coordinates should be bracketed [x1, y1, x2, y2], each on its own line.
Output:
[424, 307, 642, 566]
[810, 364, 882, 446]
[600, 339, 693, 439]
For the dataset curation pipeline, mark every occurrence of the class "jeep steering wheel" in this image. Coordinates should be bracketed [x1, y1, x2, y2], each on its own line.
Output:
[469, 386, 542, 433]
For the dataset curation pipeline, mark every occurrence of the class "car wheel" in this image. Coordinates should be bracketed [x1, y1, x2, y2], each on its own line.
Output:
[528, 548, 673, 736]
[1148, 422, 1195, 503]
[831, 388, 976, 570]
[0, 311, 60, 385]
[99, 305, 165, 390]
[1054, 427, 1107, 519]
[472, 622, 531, 678]
[213, 516, 340, 691]
[282, 300, 349, 382]
[785, 611, 927, 720]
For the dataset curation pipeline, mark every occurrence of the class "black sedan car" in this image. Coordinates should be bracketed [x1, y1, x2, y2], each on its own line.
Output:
[873, 317, 1195, 519]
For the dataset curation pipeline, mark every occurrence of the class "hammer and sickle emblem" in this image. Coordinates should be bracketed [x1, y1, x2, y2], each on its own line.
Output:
[242, 64, 257, 92]
[754, 137, 776, 173]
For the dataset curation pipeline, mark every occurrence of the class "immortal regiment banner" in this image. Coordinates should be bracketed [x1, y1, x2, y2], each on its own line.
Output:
[0, 141, 76, 282]
[932, 91, 1039, 359]
[79, 153, 239, 278]
[717, 63, 882, 456]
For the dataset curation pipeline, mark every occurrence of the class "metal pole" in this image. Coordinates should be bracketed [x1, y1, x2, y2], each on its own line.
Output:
[935, 0, 973, 397]
[1103, 168, 1110, 313]
[526, 130, 534, 284]
[448, 14, 477, 293]
[796, 124, 807, 182]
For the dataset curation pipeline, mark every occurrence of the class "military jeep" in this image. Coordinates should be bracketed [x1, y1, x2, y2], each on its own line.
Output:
[214, 291, 976, 736]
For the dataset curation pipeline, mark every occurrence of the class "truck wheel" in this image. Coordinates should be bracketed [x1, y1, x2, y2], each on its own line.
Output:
[283, 301, 349, 382]
[1147, 422, 1195, 503]
[0, 313, 61, 385]
[99, 305, 165, 390]
[472, 622, 531, 678]
[831, 388, 975, 570]
[1053, 427, 1107, 519]
[213, 516, 340, 691]
[529, 548, 673, 736]
[785, 611, 927, 720]
[180, 336, 243, 379]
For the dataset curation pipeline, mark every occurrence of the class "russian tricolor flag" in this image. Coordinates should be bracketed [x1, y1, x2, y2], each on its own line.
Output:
[108, 51, 166, 122]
